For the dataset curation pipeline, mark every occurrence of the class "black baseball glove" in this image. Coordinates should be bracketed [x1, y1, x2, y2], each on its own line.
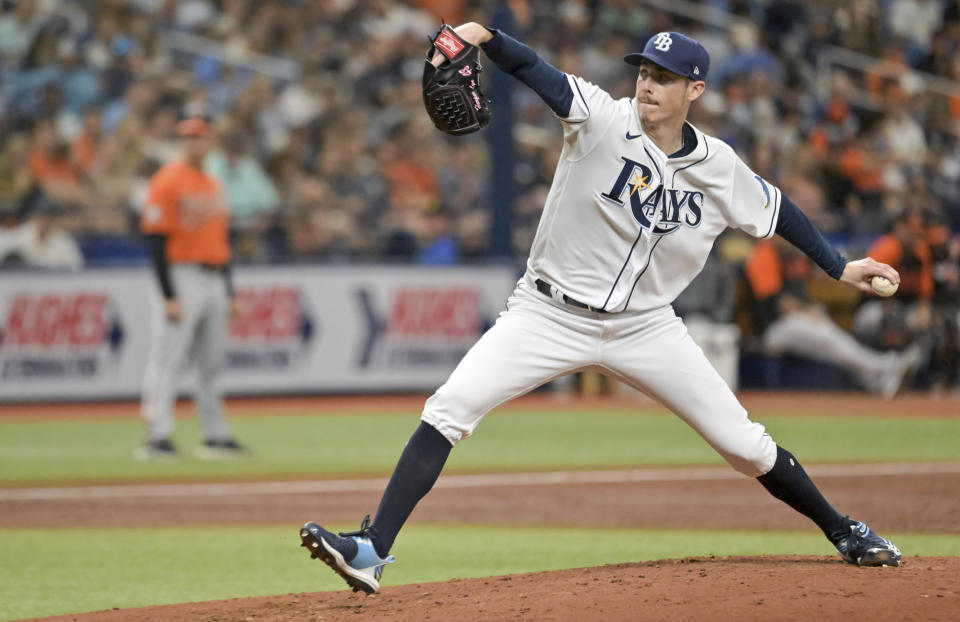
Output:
[422, 25, 491, 136]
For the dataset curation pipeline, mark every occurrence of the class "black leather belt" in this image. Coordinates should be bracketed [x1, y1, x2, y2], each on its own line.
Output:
[535, 278, 608, 313]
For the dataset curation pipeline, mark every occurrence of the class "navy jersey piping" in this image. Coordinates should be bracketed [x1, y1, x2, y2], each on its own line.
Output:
[671, 129, 709, 186]
[762, 185, 782, 238]
[563, 79, 589, 124]
[573, 79, 588, 113]
[603, 148, 663, 309]
[668, 123, 698, 158]
[621, 234, 665, 310]
[642, 147, 662, 179]
[601, 229, 645, 310]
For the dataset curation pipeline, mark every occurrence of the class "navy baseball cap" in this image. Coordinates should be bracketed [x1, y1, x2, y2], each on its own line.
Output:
[624, 32, 710, 82]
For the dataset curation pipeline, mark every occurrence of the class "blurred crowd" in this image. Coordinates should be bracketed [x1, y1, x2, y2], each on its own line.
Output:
[0, 0, 497, 266]
[0, 0, 958, 390]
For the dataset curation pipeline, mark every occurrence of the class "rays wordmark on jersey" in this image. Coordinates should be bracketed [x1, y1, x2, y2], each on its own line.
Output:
[600, 156, 703, 235]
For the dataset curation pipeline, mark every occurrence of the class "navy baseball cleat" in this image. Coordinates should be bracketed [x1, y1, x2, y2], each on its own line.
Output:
[299, 515, 395, 594]
[835, 520, 901, 567]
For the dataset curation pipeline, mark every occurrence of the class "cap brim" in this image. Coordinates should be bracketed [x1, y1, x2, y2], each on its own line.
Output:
[623, 52, 687, 78]
[623, 53, 683, 76]
[623, 53, 703, 81]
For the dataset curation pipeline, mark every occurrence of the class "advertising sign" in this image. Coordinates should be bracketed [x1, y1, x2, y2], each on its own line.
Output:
[0, 265, 515, 400]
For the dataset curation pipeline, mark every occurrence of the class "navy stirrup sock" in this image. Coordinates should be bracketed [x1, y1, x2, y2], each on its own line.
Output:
[368, 421, 452, 558]
[757, 445, 849, 544]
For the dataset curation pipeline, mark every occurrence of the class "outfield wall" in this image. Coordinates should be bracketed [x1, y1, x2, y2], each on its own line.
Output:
[0, 265, 516, 401]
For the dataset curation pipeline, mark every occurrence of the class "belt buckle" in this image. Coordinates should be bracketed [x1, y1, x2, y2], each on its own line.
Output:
[549, 284, 565, 306]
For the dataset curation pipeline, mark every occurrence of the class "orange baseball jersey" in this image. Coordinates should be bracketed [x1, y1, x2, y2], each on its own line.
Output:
[868, 234, 933, 300]
[141, 161, 230, 265]
[746, 240, 782, 300]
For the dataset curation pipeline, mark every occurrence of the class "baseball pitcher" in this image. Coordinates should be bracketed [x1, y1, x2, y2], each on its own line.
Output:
[300, 24, 902, 593]
[138, 117, 248, 460]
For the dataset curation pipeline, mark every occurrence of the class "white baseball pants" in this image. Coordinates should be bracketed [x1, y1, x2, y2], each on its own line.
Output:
[421, 277, 778, 477]
[141, 265, 232, 442]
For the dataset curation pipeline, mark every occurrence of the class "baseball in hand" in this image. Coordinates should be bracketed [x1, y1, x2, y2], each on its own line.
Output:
[871, 276, 898, 297]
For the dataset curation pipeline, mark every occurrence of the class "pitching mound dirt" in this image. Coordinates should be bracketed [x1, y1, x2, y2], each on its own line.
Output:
[28, 556, 959, 622]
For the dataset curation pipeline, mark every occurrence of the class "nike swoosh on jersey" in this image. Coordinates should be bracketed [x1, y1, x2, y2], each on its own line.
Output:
[625, 131, 642, 140]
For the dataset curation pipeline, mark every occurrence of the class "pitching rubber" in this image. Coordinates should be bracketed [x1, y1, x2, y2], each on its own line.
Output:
[299, 523, 379, 594]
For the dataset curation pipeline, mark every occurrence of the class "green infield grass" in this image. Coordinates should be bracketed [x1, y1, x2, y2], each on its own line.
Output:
[1, 525, 958, 620]
[1, 410, 959, 484]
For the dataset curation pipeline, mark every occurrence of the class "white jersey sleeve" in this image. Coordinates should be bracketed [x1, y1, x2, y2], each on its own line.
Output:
[723, 152, 782, 239]
[559, 75, 619, 159]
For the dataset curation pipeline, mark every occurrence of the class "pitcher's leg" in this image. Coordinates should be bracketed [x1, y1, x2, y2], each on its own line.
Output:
[421, 291, 597, 445]
[606, 310, 897, 564]
[605, 310, 776, 476]
[372, 289, 597, 556]
[365, 421, 452, 557]
[757, 445, 846, 538]
[299, 290, 600, 592]
[758, 444, 900, 565]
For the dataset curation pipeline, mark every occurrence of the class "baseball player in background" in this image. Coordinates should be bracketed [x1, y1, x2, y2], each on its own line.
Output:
[748, 238, 923, 398]
[138, 117, 248, 460]
[300, 25, 902, 594]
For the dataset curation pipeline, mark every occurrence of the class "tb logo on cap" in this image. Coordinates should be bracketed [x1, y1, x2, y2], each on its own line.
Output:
[653, 32, 673, 52]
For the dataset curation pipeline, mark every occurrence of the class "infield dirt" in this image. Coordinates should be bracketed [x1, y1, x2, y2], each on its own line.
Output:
[3, 469, 959, 532]
[8, 467, 960, 622]
[8, 393, 960, 621]
[27, 556, 960, 621]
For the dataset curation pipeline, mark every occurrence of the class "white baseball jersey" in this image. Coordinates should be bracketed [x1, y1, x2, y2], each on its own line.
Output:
[526, 75, 783, 313]
[423, 50, 778, 478]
